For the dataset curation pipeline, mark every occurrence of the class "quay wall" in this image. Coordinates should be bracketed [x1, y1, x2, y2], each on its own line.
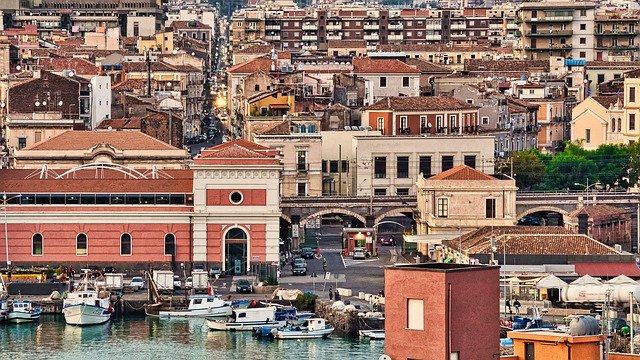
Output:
[314, 300, 384, 337]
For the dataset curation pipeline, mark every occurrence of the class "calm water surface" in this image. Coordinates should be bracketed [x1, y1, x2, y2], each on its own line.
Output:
[0, 315, 384, 360]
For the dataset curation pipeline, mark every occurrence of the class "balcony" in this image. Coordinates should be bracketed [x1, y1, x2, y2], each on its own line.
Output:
[388, 34, 403, 41]
[451, 33, 466, 38]
[507, 23, 519, 30]
[265, 24, 281, 31]
[364, 33, 380, 41]
[364, 23, 380, 30]
[525, 30, 573, 37]
[327, 34, 342, 40]
[525, 15, 573, 22]
[388, 23, 403, 30]
[326, 23, 342, 31]
[595, 30, 636, 36]
[595, 44, 640, 51]
[450, 23, 466, 30]
[302, 35, 318, 41]
[489, 23, 503, 30]
[425, 34, 441, 41]
[525, 44, 572, 51]
[302, 23, 317, 31]
[265, 35, 281, 41]
[302, 45, 318, 51]
[245, 27, 259, 32]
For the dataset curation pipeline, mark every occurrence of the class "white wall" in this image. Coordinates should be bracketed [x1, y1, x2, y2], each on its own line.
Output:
[90, 76, 112, 130]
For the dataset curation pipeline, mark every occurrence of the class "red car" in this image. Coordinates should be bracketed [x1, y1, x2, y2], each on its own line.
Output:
[379, 236, 396, 246]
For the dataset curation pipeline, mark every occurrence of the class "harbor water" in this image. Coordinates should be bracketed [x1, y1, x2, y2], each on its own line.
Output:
[0, 315, 384, 360]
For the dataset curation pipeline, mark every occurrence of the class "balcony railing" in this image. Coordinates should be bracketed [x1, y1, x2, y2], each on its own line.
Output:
[326, 24, 342, 31]
[595, 30, 635, 36]
[302, 35, 318, 41]
[525, 44, 572, 51]
[388, 23, 403, 30]
[364, 33, 380, 41]
[388, 34, 403, 41]
[425, 34, 441, 41]
[302, 23, 317, 30]
[364, 24, 380, 30]
[525, 30, 573, 37]
[450, 23, 466, 30]
[265, 24, 281, 31]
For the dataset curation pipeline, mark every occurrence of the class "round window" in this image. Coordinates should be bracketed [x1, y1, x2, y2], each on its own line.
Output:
[229, 191, 243, 204]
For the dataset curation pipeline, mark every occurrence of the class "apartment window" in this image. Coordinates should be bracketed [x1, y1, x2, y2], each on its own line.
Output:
[341, 160, 349, 173]
[400, 116, 408, 130]
[397, 188, 409, 196]
[397, 156, 409, 178]
[614, 73, 622, 79]
[482, 116, 489, 125]
[597, 74, 605, 84]
[466, 99, 474, 104]
[449, 115, 457, 128]
[436, 115, 443, 129]
[254, 84, 260, 91]
[579, 37, 586, 44]
[133, 21, 139, 37]
[402, 76, 409, 87]
[456, 54, 462, 64]
[579, 51, 586, 58]
[164, 234, 175, 256]
[297, 183, 306, 196]
[32, 233, 43, 256]
[377, 117, 385, 134]
[76, 233, 88, 256]
[120, 233, 132, 256]
[630, 114, 636, 131]
[580, 23, 586, 30]
[374, 156, 387, 178]
[18, 137, 26, 149]
[297, 150, 307, 171]
[329, 160, 338, 173]
[437, 198, 448, 218]
[407, 299, 424, 330]
[463, 155, 476, 168]
[486, 198, 496, 218]
[419, 156, 432, 177]
[630, 87, 636, 103]
[374, 188, 387, 196]
[420, 116, 428, 132]
[585, 128, 591, 143]
[580, 9, 587, 17]
[380, 76, 387, 88]
[442, 155, 454, 171]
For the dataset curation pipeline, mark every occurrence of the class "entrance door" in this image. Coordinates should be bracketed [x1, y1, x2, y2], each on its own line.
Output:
[225, 228, 248, 275]
[525, 342, 535, 360]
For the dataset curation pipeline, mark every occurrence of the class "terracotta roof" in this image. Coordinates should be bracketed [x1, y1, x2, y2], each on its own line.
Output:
[353, 58, 420, 74]
[464, 59, 550, 76]
[327, 40, 366, 49]
[122, 37, 137, 46]
[591, 95, 621, 108]
[235, 44, 273, 54]
[25, 130, 180, 151]
[465, 234, 621, 256]
[124, 61, 181, 72]
[429, 165, 495, 181]
[254, 120, 291, 135]
[507, 97, 539, 110]
[568, 204, 632, 222]
[0, 168, 193, 193]
[37, 58, 100, 75]
[404, 58, 453, 74]
[227, 57, 274, 74]
[362, 96, 479, 112]
[112, 78, 157, 92]
[195, 139, 280, 166]
[96, 118, 143, 130]
[445, 226, 572, 252]
[586, 61, 640, 68]
[169, 20, 212, 30]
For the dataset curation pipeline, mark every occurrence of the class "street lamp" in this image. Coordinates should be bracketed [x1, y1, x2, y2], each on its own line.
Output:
[3, 193, 21, 267]
[574, 178, 601, 206]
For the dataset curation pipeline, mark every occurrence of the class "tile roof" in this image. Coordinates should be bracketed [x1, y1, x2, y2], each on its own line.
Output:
[445, 226, 573, 252]
[353, 58, 421, 74]
[586, 61, 640, 68]
[25, 130, 180, 151]
[254, 120, 291, 135]
[195, 139, 280, 166]
[235, 44, 273, 54]
[170, 20, 212, 30]
[428, 165, 495, 181]
[124, 61, 183, 72]
[404, 58, 453, 74]
[568, 204, 632, 222]
[465, 59, 550, 76]
[96, 118, 143, 130]
[227, 56, 274, 74]
[327, 40, 366, 49]
[507, 97, 539, 110]
[112, 78, 157, 92]
[362, 96, 479, 112]
[37, 58, 100, 75]
[122, 37, 137, 46]
[591, 95, 621, 108]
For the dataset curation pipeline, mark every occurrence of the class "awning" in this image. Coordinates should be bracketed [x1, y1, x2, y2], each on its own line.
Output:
[570, 274, 602, 285]
[269, 104, 290, 109]
[536, 274, 568, 289]
[572, 262, 640, 278]
[403, 234, 461, 245]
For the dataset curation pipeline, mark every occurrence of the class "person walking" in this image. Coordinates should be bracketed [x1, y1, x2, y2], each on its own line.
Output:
[505, 299, 512, 315]
[513, 299, 521, 315]
[328, 286, 334, 301]
[322, 258, 328, 273]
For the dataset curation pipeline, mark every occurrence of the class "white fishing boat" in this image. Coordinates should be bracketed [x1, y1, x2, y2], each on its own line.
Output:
[359, 329, 385, 339]
[271, 318, 334, 339]
[207, 306, 285, 331]
[0, 300, 8, 322]
[62, 271, 112, 326]
[7, 300, 42, 323]
[159, 295, 232, 318]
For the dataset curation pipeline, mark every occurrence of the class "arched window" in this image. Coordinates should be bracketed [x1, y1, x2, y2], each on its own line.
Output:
[308, 124, 317, 133]
[225, 228, 248, 240]
[32, 233, 43, 256]
[76, 233, 88, 256]
[164, 234, 176, 256]
[611, 119, 616, 132]
[120, 233, 132, 255]
[299, 124, 307, 133]
[225, 228, 248, 276]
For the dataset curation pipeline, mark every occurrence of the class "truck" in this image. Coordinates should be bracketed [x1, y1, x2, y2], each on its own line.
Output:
[153, 270, 174, 294]
[104, 273, 124, 291]
[191, 271, 209, 293]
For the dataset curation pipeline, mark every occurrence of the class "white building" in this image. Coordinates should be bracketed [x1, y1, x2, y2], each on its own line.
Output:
[90, 76, 112, 130]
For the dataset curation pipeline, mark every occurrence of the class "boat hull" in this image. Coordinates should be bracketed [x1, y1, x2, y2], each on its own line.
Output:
[159, 305, 231, 318]
[359, 330, 385, 339]
[273, 327, 334, 339]
[63, 304, 111, 326]
[8, 311, 41, 323]
[207, 319, 285, 331]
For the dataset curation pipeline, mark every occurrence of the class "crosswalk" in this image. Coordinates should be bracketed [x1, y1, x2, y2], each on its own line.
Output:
[342, 256, 380, 268]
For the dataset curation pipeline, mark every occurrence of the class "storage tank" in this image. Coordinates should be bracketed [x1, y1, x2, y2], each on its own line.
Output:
[561, 283, 640, 304]
[569, 315, 600, 336]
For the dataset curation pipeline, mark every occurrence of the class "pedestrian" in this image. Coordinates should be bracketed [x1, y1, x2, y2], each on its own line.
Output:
[328, 286, 333, 301]
[513, 299, 521, 315]
[505, 299, 512, 315]
[322, 258, 328, 272]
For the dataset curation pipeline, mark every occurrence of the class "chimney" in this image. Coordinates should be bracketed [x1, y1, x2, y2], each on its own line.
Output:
[577, 212, 589, 235]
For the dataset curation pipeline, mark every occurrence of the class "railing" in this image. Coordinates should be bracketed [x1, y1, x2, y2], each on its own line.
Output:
[399, 127, 411, 135]
[526, 30, 573, 37]
[302, 24, 317, 30]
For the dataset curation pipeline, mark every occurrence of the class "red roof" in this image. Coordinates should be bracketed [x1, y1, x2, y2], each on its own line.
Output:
[37, 58, 100, 75]
[227, 57, 274, 74]
[572, 262, 640, 278]
[353, 58, 421, 74]
[429, 165, 495, 181]
[362, 96, 478, 112]
[25, 130, 180, 151]
[194, 139, 280, 166]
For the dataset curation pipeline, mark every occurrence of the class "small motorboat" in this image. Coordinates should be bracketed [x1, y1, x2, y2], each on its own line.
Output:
[359, 329, 385, 339]
[207, 306, 285, 331]
[159, 295, 232, 318]
[7, 300, 42, 323]
[62, 270, 113, 326]
[271, 318, 334, 339]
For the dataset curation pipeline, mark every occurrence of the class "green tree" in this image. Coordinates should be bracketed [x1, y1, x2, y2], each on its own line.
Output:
[504, 150, 546, 190]
[545, 150, 597, 190]
[587, 144, 630, 189]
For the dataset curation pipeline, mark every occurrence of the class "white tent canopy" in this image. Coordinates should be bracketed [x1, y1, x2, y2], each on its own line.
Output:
[605, 274, 638, 285]
[570, 274, 602, 286]
[536, 274, 568, 289]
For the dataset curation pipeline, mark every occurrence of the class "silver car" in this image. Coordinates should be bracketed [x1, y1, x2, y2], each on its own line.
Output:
[353, 248, 366, 260]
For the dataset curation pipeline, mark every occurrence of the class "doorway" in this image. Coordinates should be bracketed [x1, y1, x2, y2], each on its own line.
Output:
[225, 228, 248, 275]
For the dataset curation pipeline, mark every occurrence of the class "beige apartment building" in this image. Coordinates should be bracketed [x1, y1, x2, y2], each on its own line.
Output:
[623, 73, 640, 144]
[594, 10, 640, 61]
[571, 96, 624, 149]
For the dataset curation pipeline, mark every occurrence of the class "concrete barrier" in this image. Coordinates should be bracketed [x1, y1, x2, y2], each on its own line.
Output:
[337, 288, 351, 297]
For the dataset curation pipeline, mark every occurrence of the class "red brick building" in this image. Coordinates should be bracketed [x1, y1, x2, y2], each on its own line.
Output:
[384, 263, 499, 360]
[0, 139, 282, 274]
[361, 96, 480, 136]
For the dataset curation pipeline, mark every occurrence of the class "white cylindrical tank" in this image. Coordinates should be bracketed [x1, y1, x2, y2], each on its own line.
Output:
[561, 284, 640, 304]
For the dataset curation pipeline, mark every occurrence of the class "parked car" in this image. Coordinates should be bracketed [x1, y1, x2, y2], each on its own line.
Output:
[130, 276, 145, 290]
[193, 264, 206, 272]
[292, 264, 307, 276]
[380, 236, 396, 246]
[236, 279, 253, 293]
[173, 275, 182, 290]
[353, 248, 366, 260]
[185, 277, 193, 289]
[300, 247, 315, 259]
[103, 266, 117, 274]
[210, 266, 222, 278]
[293, 258, 307, 269]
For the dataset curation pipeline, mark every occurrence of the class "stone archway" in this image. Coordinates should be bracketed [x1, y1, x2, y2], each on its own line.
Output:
[516, 206, 569, 221]
[300, 208, 367, 226]
[374, 207, 416, 225]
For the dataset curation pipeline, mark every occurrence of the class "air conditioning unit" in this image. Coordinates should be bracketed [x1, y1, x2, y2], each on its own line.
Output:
[614, 244, 623, 253]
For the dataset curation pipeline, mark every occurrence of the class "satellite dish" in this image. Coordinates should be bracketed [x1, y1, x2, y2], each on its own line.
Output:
[58, 101, 63, 106]
[68, 71, 75, 77]
[16, 65, 21, 71]
[35, 101, 40, 107]
[379, 355, 391, 360]
[172, 49, 178, 55]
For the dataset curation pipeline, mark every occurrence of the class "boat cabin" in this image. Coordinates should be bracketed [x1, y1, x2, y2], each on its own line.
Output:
[189, 295, 225, 309]
[304, 318, 327, 331]
[231, 306, 276, 323]
[11, 301, 33, 311]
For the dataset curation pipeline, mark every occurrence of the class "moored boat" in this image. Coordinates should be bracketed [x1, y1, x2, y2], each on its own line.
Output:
[62, 271, 112, 326]
[159, 295, 232, 318]
[7, 300, 42, 323]
[271, 318, 334, 339]
[0, 300, 8, 322]
[359, 329, 385, 339]
[207, 306, 285, 331]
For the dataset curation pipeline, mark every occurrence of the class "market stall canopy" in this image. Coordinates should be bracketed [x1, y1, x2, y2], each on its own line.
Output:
[570, 274, 602, 285]
[536, 274, 568, 289]
[605, 274, 638, 285]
